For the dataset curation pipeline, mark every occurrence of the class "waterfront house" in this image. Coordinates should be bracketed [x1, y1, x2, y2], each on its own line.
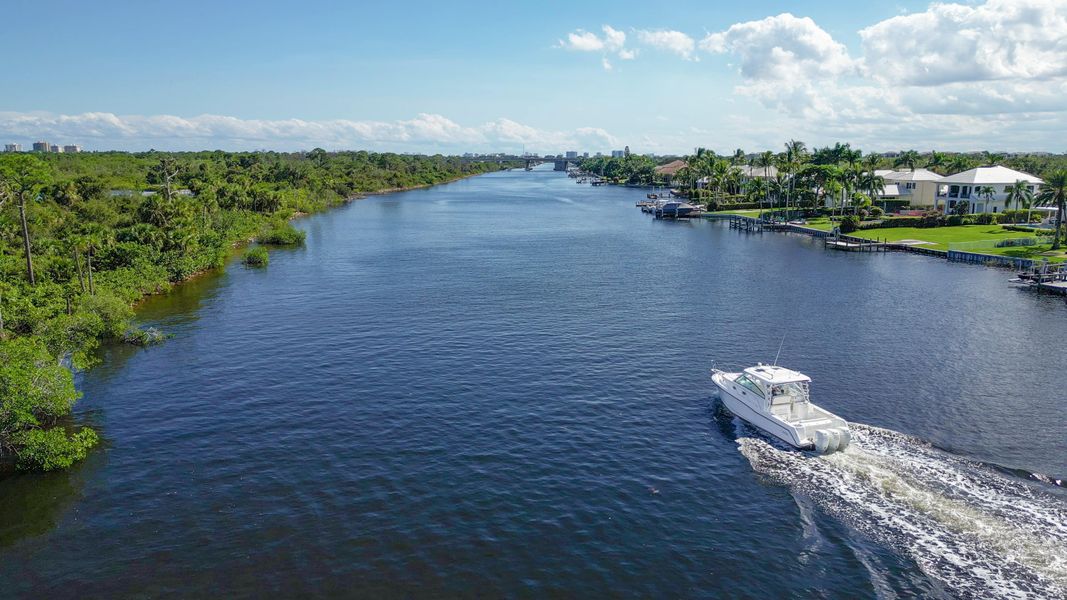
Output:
[654, 160, 688, 185]
[935, 166, 1043, 213]
[881, 168, 944, 208]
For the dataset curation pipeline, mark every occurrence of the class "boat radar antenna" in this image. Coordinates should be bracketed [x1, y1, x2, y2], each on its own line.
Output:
[773, 333, 786, 366]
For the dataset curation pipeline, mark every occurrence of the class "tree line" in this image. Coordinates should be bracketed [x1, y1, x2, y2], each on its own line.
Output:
[0, 150, 510, 472]
[581, 143, 1067, 246]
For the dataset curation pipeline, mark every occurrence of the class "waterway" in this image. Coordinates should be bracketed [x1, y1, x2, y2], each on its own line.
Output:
[2, 167, 1065, 598]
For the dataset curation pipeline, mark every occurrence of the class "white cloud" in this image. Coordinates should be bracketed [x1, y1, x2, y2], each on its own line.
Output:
[558, 24, 632, 62]
[558, 30, 605, 52]
[700, 13, 856, 80]
[690, 1, 1067, 151]
[0, 111, 621, 153]
[859, 0, 1067, 86]
[637, 30, 697, 60]
[601, 25, 626, 52]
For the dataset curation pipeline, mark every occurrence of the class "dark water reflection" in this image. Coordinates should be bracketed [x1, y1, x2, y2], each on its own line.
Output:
[1, 168, 1065, 598]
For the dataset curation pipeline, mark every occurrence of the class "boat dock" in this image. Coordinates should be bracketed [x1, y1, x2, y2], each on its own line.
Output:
[1012, 263, 1067, 295]
[824, 236, 890, 252]
[727, 215, 764, 232]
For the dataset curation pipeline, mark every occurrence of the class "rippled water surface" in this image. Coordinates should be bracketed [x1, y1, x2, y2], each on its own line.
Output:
[2, 168, 1066, 598]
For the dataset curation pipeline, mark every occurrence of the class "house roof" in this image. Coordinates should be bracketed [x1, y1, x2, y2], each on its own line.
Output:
[884, 168, 944, 182]
[940, 165, 1043, 185]
[654, 160, 688, 175]
[874, 169, 895, 177]
[737, 164, 778, 178]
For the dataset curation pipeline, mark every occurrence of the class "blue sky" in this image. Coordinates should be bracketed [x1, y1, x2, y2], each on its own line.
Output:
[2, 0, 1065, 154]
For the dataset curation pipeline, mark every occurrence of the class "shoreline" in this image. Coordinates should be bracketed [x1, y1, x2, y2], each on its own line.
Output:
[130, 168, 506, 309]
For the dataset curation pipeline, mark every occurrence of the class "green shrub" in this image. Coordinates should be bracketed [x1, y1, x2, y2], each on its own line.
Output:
[840, 215, 860, 233]
[243, 246, 269, 267]
[123, 326, 168, 346]
[258, 221, 306, 245]
[947, 215, 964, 226]
[11, 427, 99, 472]
[0, 337, 81, 432]
[869, 206, 885, 219]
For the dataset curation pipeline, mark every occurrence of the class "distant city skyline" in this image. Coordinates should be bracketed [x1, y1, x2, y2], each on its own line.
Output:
[2, 0, 1066, 154]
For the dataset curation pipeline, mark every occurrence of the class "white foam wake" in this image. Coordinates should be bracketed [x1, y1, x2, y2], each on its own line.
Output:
[738, 423, 1067, 599]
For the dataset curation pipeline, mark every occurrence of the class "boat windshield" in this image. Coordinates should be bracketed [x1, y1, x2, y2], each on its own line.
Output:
[768, 381, 809, 403]
[735, 374, 766, 397]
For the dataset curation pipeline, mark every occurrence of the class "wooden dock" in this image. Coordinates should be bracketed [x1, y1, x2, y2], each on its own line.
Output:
[824, 235, 889, 252]
[1013, 263, 1067, 294]
[728, 215, 763, 232]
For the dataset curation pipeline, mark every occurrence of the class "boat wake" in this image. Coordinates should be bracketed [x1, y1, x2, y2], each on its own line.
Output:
[737, 423, 1067, 599]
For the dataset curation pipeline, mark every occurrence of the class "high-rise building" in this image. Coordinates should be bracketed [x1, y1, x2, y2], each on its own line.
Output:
[624, 145, 630, 157]
[63, 144, 81, 153]
[565, 151, 578, 159]
[3, 143, 21, 152]
[583, 152, 589, 158]
[611, 150, 624, 158]
[32, 141, 50, 152]
[50, 145, 63, 153]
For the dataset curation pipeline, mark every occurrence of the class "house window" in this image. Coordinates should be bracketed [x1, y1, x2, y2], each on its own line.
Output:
[949, 185, 960, 198]
[961, 186, 971, 198]
[1004, 185, 1012, 193]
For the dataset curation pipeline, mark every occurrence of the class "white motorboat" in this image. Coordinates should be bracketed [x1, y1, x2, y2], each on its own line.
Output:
[711, 364, 851, 454]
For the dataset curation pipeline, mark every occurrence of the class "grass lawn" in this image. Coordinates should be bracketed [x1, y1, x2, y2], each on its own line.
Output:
[848, 224, 1067, 262]
[798, 216, 835, 231]
[707, 209, 766, 217]
[990, 244, 1067, 262]
[846, 225, 1016, 249]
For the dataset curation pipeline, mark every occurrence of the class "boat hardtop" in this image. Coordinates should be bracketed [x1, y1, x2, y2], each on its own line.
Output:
[743, 365, 810, 385]
[711, 363, 851, 454]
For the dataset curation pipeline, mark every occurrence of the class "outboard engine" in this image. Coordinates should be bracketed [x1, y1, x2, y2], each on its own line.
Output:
[836, 427, 851, 451]
[814, 427, 850, 454]
[815, 429, 837, 454]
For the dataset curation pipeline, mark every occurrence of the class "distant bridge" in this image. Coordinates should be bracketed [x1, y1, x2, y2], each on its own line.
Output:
[462, 155, 580, 171]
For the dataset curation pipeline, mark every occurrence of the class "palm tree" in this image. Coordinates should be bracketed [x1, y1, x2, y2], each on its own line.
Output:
[945, 154, 972, 175]
[710, 160, 731, 207]
[1005, 180, 1033, 222]
[757, 150, 774, 215]
[926, 151, 947, 174]
[0, 155, 52, 285]
[70, 234, 88, 293]
[81, 226, 114, 295]
[783, 140, 807, 213]
[1036, 170, 1067, 250]
[983, 151, 1005, 166]
[976, 185, 997, 213]
[732, 148, 746, 166]
[894, 150, 921, 172]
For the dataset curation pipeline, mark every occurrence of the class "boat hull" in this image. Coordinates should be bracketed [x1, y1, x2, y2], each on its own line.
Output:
[712, 372, 810, 449]
[711, 369, 851, 453]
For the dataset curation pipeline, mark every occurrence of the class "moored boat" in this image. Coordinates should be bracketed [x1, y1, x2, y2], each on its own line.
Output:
[653, 200, 697, 218]
[711, 364, 851, 454]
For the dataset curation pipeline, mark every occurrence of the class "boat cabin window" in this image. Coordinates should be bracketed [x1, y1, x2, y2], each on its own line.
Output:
[768, 382, 810, 404]
[735, 375, 765, 397]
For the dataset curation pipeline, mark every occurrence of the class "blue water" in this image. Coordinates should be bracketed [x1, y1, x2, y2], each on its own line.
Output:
[2, 167, 1066, 598]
